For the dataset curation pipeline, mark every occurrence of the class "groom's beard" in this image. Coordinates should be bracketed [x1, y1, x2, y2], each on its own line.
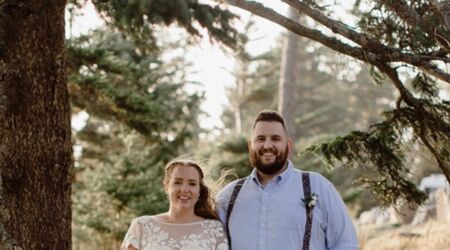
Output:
[250, 145, 288, 175]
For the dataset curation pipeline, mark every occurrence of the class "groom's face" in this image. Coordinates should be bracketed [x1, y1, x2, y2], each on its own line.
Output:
[248, 121, 291, 175]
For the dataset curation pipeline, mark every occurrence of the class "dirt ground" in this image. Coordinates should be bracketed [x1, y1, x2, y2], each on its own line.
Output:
[358, 220, 450, 250]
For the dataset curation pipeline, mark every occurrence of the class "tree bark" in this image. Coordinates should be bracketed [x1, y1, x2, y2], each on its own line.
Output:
[278, 6, 300, 139]
[0, 0, 72, 249]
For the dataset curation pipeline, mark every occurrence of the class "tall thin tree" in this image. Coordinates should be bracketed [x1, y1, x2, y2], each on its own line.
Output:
[278, 6, 300, 139]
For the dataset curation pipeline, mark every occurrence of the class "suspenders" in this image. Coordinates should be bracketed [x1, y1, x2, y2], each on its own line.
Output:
[302, 172, 313, 250]
[225, 178, 245, 248]
[225, 173, 314, 250]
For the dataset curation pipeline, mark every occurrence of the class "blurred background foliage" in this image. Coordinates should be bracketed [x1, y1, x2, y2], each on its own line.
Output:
[65, 0, 449, 248]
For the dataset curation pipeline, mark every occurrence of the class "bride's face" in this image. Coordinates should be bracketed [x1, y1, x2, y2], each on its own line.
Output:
[165, 165, 201, 211]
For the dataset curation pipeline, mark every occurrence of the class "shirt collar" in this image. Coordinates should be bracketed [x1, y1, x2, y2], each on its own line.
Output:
[250, 160, 294, 187]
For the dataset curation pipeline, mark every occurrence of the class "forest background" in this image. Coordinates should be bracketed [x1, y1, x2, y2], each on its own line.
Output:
[0, 0, 449, 249]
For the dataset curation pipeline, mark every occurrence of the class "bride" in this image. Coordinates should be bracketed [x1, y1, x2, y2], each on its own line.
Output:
[121, 159, 228, 250]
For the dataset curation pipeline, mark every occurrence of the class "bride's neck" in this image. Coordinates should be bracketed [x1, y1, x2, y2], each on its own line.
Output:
[166, 208, 199, 223]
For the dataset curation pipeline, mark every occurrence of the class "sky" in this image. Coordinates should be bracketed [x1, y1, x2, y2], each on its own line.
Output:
[67, 0, 287, 131]
[67, 0, 371, 131]
[184, 7, 288, 131]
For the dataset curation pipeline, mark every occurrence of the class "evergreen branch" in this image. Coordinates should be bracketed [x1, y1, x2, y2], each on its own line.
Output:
[430, 0, 450, 32]
[304, 111, 431, 206]
[228, 0, 450, 83]
[420, 122, 450, 182]
[375, 62, 450, 182]
[284, 0, 450, 82]
[93, 0, 239, 49]
[417, 54, 450, 63]
[305, 126, 427, 206]
[380, 0, 450, 42]
[375, 62, 419, 107]
[282, 0, 392, 55]
[303, 93, 449, 206]
[379, 0, 424, 31]
[67, 28, 204, 140]
[227, 0, 381, 64]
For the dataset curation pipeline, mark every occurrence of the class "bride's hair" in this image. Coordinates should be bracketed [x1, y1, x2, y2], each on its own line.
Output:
[163, 159, 219, 220]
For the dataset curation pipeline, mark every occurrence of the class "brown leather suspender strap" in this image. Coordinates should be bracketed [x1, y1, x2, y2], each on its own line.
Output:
[302, 172, 313, 250]
[225, 178, 245, 249]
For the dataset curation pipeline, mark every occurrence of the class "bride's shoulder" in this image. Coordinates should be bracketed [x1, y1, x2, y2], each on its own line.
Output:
[203, 219, 225, 227]
[132, 215, 154, 224]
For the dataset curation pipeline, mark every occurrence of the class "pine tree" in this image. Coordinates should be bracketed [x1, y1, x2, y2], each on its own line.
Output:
[229, 0, 450, 206]
[68, 26, 204, 248]
[1, 0, 239, 248]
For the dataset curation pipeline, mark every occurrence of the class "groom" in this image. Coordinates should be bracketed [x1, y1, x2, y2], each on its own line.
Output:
[216, 110, 358, 250]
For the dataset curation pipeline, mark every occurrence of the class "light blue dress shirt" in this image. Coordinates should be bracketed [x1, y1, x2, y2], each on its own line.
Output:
[216, 161, 358, 250]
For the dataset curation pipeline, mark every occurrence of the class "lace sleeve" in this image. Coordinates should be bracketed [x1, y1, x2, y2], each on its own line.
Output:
[120, 218, 143, 250]
[213, 221, 229, 250]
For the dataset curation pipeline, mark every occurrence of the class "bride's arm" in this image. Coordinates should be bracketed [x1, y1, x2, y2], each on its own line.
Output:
[214, 221, 229, 250]
[120, 218, 142, 250]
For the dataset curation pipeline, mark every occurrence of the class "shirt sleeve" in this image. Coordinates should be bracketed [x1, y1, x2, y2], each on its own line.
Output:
[316, 175, 359, 250]
[215, 182, 235, 224]
[120, 218, 142, 250]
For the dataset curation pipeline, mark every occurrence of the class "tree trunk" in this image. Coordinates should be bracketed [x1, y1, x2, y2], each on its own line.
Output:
[0, 1, 72, 249]
[234, 58, 245, 134]
[278, 6, 299, 139]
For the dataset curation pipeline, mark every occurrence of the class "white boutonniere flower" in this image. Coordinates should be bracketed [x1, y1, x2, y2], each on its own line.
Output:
[302, 193, 318, 210]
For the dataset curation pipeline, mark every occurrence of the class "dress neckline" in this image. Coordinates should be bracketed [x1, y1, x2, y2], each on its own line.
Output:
[151, 216, 208, 225]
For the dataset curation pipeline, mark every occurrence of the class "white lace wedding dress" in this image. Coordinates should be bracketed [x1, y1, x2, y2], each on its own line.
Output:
[121, 216, 229, 250]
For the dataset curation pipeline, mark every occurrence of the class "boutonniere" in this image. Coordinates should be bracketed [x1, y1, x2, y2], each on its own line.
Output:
[302, 193, 318, 210]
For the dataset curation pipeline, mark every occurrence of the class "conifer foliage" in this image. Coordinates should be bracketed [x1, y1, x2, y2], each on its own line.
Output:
[68, 27, 205, 248]
[229, 0, 450, 206]
[92, 0, 238, 48]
